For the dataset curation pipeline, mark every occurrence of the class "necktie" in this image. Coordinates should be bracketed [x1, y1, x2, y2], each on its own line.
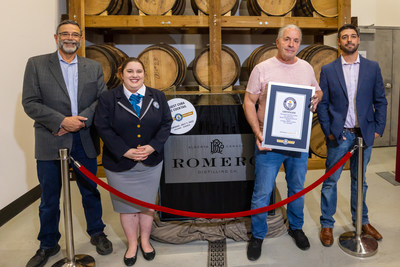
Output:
[129, 94, 143, 116]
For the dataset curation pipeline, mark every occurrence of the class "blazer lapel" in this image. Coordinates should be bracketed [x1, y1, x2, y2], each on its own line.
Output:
[140, 87, 154, 119]
[116, 86, 139, 118]
[357, 56, 366, 93]
[48, 52, 69, 97]
[77, 56, 86, 101]
[334, 57, 349, 100]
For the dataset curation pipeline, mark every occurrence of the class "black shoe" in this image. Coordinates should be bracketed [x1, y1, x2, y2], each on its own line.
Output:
[90, 233, 113, 255]
[140, 242, 156, 261]
[247, 236, 263, 261]
[123, 246, 138, 266]
[26, 245, 60, 267]
[288, 228, 310, 251]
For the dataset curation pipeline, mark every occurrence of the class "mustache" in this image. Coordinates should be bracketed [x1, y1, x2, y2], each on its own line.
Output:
[60, 40, 80, 46]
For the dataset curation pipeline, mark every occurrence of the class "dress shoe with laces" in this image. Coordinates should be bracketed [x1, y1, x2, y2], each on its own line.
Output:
[320, 227, 334, 247]
[123, 246, 138, 266]
[361, 223, 383, 241]
[288, 228, 310, 250]
[26, 244, 60, 267]
[90, 233, 113, 255]
[140, 242, 155, 261]
[247, 236, 263, 261]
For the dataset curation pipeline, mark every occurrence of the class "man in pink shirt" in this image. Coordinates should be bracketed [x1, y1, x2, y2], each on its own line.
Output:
[243, 24, 322, 261]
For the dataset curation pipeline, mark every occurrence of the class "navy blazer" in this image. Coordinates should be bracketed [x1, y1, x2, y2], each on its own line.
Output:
[317, 56, 387, 147]
[94, 85, 173, 171]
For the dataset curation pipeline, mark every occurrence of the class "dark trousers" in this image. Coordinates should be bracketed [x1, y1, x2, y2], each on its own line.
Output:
[36, 133, 105, 248]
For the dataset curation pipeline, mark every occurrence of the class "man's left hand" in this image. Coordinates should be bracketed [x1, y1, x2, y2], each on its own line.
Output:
[310, 91, 323, 112]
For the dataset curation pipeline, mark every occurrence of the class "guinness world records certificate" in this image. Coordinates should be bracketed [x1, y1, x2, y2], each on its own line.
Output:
[261, 82, 315, 152]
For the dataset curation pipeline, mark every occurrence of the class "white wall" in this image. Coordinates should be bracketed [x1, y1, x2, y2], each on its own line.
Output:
[0, 0, 66, 209]
[1, 1, 400, 210]
[352, 0, 400, 27]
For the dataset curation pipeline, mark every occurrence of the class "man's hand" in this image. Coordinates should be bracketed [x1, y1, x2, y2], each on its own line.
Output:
[374, 132, 381, 139]
[53, 128, 69, 136]
[61, 116, 87, 132]
[310, 90, 323, 112]
[256, 132, 272, 151]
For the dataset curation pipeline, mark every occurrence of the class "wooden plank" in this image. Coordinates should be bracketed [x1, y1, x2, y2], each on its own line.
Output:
[85, 15, 338, 30]
[85, 15, 209, 28]
[209, 0, 222, 92]
[338, 0, 351, 27]
[221, 16, 338, 29]
[69, 0, 86, 57]
[164, 90, 246, 96]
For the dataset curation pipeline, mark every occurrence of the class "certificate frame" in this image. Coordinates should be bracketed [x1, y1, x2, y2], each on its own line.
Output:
[261, 82, 315, 152]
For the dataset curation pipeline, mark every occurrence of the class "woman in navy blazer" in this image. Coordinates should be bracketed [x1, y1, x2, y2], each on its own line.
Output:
[94, 57, 172, 266]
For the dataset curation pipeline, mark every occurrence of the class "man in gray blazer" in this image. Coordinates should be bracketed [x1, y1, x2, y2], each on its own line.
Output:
[22, 20, 112, 267]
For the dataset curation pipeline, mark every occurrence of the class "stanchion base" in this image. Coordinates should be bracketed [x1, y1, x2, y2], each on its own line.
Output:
[52, 254, 95, 267]
[339, 231, 378, 257]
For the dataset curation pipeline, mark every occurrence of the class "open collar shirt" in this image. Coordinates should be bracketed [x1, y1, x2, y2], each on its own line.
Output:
[341, 54, 360, 128]
[58, 51, 78, 116]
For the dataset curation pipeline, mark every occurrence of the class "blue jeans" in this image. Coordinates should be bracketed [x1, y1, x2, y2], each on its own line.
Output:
[251, 148, 308, 239]
[320, 130, 372, 228]
[37, 133, 105, 248]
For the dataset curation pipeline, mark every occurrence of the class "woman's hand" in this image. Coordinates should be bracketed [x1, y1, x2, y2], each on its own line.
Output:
[123, 145, 155, 161]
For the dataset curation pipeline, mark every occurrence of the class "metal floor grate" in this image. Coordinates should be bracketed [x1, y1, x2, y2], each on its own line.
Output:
[376, 171, 400, 186]
[208, 239, 227, 267]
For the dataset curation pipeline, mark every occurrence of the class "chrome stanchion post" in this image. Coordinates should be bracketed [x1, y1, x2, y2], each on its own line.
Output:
[338, 137, 378, 257]
[53, 149, 95, 267]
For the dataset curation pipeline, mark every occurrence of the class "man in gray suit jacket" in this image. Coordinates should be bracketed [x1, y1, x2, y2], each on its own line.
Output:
[22, 20, 112, 267]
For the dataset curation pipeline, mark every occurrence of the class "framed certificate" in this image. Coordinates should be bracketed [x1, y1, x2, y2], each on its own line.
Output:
[261, 82, 315, 152]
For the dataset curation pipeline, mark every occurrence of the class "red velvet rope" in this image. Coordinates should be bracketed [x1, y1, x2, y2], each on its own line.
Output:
[75, 151, 353, 219]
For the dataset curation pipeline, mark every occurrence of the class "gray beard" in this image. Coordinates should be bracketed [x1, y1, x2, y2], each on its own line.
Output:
[59, 40, 80, 54]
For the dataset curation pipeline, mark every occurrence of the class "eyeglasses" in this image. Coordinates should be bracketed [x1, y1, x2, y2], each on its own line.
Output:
[58, 32, 81, 39]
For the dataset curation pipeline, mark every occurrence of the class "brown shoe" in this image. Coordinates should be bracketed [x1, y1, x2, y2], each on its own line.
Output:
[320, 228, 334, 247]
[362, 224, 383, 241]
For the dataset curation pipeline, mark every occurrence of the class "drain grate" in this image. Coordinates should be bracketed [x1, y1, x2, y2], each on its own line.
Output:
[376, 171, 400, 186]
[208, 239, 227, 267]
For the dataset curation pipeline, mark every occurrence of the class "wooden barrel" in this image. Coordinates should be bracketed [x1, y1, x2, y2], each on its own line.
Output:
[85, 0, 132, 15]
[310, 114, 327, 158]
[191, 0, 239, 16]
[296, 0, 338, 17]
[86, 44, 128, 89]
[247, 0, 296, 16]
[247, 45, 278, 73]
[192, 45, 241, 90]
[297, 44, 338, 82]
[134, 0, 185, 15]
[138, 44, 187, 91]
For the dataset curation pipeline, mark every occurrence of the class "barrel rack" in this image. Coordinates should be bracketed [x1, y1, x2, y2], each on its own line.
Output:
[68, 0, 351, 170]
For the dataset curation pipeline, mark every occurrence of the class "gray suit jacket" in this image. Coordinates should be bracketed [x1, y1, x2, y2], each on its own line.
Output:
[22, 51, 107, 160]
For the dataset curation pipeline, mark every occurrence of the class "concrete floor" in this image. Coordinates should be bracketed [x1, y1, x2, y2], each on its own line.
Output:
[1, 147, 399, 267]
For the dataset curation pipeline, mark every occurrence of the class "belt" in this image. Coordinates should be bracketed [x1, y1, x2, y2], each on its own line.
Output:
[344, 127, 360, 134]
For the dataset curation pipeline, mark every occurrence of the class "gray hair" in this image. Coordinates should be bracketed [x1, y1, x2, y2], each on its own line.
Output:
[56, 20, 82, 35]
[277, 24, 302, 43]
